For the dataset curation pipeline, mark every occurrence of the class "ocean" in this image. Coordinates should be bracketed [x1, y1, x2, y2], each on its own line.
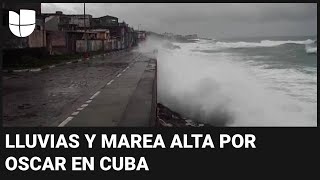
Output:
[143, 35, 317, 127]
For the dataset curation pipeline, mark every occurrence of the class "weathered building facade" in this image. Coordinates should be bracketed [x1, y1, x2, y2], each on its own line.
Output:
[136, 31, 146, 42]
[91, 15, 118, 28]
[44, 11, 92, 31]
[2, 5, 141, 62]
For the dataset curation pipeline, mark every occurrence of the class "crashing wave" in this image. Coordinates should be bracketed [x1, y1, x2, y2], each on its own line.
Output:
[214, 39, 315, 49]
[305, 42, 317, 54]
[305, 46, 317, 54]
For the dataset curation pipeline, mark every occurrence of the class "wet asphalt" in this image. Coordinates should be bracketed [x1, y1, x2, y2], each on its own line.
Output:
[2, 51, 141, 127]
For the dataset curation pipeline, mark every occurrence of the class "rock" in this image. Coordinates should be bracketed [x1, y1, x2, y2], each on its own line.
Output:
[157, 103, 211, 127]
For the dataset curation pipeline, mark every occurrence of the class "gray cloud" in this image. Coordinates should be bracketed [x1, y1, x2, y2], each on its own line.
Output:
[41, 3, 317, 39]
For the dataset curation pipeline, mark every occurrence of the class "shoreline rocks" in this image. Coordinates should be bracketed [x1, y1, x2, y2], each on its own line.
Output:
[156, 103, 211, 127]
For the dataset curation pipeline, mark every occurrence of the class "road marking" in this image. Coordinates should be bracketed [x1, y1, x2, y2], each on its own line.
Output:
[71, 111, 79, 116]
[49, 65, 55, 68]
[58, 117, 73, 127]
[90, 91, 100, 100]
[58, 51, 140, 127]
[81, 104, 89, 108]
[13, 69, 29, 72]
[30, 68, 41, 72]
[107, 79, 114, 85]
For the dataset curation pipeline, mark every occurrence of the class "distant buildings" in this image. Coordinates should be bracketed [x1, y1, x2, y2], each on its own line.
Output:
[161, 32, 198, 41]
[43, 11, 92, 31]
[137, 31, 146, 42]
[184, 34, 198, 39]
[163, 32, 174, 38]
[91, 15, 119, 27]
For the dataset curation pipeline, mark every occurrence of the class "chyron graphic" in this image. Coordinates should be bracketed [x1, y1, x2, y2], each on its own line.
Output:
[9, 9, 36, 37]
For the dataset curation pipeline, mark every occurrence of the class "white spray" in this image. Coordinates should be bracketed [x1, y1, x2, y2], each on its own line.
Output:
[137, 36, 317, 127]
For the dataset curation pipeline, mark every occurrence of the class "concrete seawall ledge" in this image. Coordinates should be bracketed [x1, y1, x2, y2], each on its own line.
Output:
[118, 58, 157, 127]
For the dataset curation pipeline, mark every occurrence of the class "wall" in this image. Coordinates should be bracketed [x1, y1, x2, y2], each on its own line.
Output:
[76, 40, 104, 53]
[46, 31, 67, 55]
[28, 30, 46, 48]
[49, 32, 66, 46]
[103, 40, 112, 51]
[92, 16, 119, 27]
[67, 32, 83, 53]
[45, 16, 60, 31]
[69, 15, 91, 27]
[95, 31, 110, 40]
[117, 40, 121, 50]
[75, 39, 121, 53]
[111, 39, 116, 50]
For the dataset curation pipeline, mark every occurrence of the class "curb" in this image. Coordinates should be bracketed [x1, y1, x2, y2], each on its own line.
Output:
[3, 49, 127, 73]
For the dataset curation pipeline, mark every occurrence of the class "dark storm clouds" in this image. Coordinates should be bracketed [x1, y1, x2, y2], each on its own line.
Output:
[42, 3, 317, 39]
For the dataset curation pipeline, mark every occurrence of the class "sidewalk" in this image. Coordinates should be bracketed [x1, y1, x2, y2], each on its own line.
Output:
[60, 55, 157, 127]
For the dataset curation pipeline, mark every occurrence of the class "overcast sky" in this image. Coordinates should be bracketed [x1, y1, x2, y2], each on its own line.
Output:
[42, 3, 317, 39]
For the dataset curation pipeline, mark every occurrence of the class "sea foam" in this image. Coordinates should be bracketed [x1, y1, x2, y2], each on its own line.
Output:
[138, 36, 317, 127]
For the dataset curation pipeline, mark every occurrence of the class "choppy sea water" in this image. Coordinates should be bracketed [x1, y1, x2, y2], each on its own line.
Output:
[143, 36, 317, 126]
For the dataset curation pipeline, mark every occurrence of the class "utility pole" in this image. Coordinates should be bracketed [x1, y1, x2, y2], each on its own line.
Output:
[84, 3, 89, 59]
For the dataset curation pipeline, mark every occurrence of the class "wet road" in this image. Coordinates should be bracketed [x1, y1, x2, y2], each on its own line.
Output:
[3, 51, 141, 127]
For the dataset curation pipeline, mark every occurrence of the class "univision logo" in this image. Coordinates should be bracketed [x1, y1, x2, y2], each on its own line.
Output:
[9, 9, 36, 37]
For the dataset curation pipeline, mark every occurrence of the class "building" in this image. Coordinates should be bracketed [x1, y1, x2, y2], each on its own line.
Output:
[163, 32, 175, 39]
[43, 11, 98, 55]
[89, 16, 127, 50]
[92, 29, 110, 40]
[43, 11, 92, 31]
[136, 31, 146, 42]
[184, 34, 198, 39]
[127, 27, 135, 48]
[91, 15, 118, 28]
[45, 29, 95, 54]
